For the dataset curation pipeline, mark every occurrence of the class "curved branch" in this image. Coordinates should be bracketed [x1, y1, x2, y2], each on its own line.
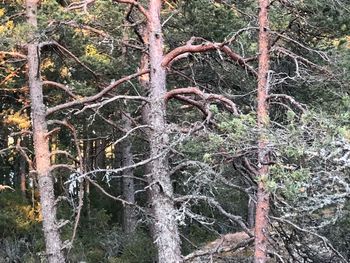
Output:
[43, 80, 78, 99]
[46, 70, 149, 115]
[40, 41, 98, 79]
[268, 93, 307, 113]
[175, 195, 253, 236]
[165, 87, 239, 115]
[162, 40, 257, 76]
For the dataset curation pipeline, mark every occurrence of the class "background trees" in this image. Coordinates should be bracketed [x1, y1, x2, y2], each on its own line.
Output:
[0, 0, 349, 262]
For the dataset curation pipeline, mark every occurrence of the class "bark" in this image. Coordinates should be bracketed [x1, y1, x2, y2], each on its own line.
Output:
[20, 154, 27, 197]
[95, 138, 106, 169]
[254, 0, 271, 263]
[121, 113, 137, 235]
[26, 1, 65, 262]
[83, 137, 92, 223]
[142, 0, 182, 262]
[247, 198, 256, 229]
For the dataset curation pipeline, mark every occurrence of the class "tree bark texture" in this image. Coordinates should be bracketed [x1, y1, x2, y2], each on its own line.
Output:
[121, 113, 137, 235]
[144, 0, 182, 262]
[26, 1, 65, 262]
[95, 138, 106, 169]
[20, 153, 27, 196]
[254, 0, 271, 263]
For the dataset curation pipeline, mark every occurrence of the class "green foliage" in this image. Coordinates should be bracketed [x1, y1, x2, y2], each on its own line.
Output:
[268, 165, 310, 200]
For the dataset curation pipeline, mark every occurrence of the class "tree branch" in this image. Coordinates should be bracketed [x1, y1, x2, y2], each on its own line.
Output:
[46, 70, 149, 115]
[43, 80, 78, 99]
[165, 87, 239, 115]
[162, 39, 257, 76]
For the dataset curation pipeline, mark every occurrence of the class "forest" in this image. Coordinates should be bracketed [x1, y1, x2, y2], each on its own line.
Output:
[0, 0, 349, 262]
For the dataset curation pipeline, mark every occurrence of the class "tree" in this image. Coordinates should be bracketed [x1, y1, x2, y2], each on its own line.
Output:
[254, 0, 271, 262]
[26, 1, 65, 262]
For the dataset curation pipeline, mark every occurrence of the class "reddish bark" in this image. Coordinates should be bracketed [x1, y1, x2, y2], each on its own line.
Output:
[20, 154, 27, 196]
[26, 1, 64, 262]
[162, 41, 257, 76]
[254, 0, 271, 263]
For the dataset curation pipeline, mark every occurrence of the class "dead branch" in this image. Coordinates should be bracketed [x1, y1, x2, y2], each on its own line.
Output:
[184, 233, 254, 262]
[43, 80, 78, 99]
[46, 70, 149, 115]
[175, 195, 253, 236]
[50, 164, 76, 172]
[49, 20, 109, 38]
[40, 41, 98, 79]
[0, 185, 15, 192]
[165, 87, 239, 115]
[268, 94, 307, 113]
[15, 138, 34, 171]
[112, 124, 150, 146]
[271, 216, 348, 263]
[74, 95, 149, 114]
[65, 0, 96, 11]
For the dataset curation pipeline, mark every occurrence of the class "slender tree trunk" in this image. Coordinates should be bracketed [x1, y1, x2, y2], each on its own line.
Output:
[121, 113, 137, 235]
[254, 0, 271, 263]
[144, 1, 182, 262]
[26, 1, 64, 262]
[247, 197, 256, 229]
[83, 137, 92, 223]
[95, 138, 106, 169]
[20, 154, 27, 197]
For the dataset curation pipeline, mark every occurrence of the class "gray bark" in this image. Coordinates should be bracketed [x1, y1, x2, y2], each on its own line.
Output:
[121, 113, 137, 235]
[26, 1, 65, 262]
[143, 1, 182, 262]
[95, 138, 106, 169]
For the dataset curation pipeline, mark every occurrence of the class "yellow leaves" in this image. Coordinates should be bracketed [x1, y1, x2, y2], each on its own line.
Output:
[332, 35, 350, 49]
[41, 58, 55, 71]
[0, 20, 14, 34]
[60, 66, 71, 78]
[230, 4, 240, 17]
[3, 110, 31, 130]
[85, 44, 98, 56]
[84, 44, 110, 64]
[0, 8, 5, 17]
[18, 203, 42, 223]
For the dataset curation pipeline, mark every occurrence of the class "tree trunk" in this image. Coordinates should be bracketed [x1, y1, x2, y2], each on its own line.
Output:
[254, 0, 271, 263]
[144, 1, 182, 262]
[95, 138, 106, 169]
[247, 197, 255, 229]
[121, 113, 137, 235]
[20, 153, 27, 197]
[26, 1, 64, 262]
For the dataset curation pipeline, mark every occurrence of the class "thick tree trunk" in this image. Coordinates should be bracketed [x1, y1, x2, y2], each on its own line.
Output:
[121, 113, 137, 235]
[254, 0, 271, 263]
[26, 1, 65, 262]
[143, 0, 182, 262]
